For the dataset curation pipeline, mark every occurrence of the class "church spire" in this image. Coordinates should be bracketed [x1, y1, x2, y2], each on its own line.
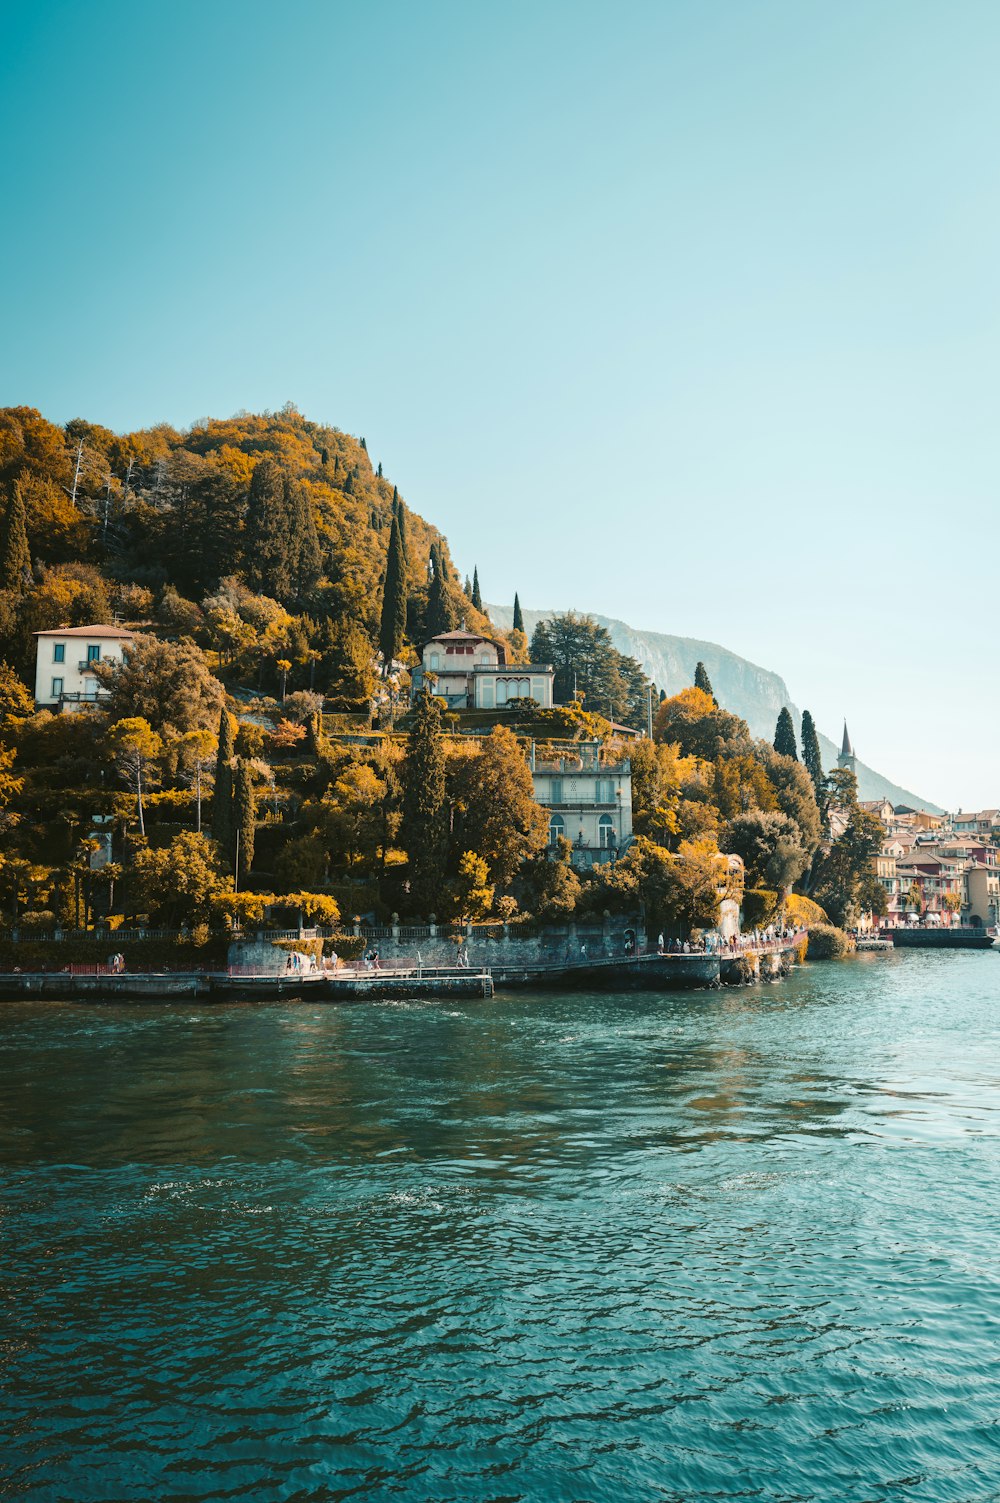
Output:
[838, 720, 857, 774]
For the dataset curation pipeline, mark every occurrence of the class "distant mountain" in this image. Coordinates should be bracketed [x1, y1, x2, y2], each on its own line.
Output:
[489, 604, 942, 814]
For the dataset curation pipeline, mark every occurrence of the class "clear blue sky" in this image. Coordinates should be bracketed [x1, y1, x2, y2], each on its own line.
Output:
[2, 1, 997, 807]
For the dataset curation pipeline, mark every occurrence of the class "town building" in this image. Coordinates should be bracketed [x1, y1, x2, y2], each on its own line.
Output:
[33, 624, 134, 710]
[530, 739, 632, 868]
[966, 865, 1000, 927]
[410, 628, 555, 711]
[837, 722, 857, 776]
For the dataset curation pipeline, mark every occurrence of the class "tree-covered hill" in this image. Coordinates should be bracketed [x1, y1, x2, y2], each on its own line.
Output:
[0, 402, 490, 697]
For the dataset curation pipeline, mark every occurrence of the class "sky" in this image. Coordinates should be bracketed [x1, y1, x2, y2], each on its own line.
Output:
[1, 0, 997, 808]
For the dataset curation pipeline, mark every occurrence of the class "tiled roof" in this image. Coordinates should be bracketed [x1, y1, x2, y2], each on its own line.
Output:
[34, 624, 135, 638]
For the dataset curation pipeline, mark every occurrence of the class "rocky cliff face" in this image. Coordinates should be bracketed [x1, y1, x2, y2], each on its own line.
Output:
[488, 603, 941, 813]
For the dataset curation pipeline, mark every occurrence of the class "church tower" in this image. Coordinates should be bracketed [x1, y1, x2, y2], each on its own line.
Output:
[837, 721, 857, 775]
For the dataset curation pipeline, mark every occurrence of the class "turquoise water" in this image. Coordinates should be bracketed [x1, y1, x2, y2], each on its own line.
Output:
[2, 950, 999, 1502]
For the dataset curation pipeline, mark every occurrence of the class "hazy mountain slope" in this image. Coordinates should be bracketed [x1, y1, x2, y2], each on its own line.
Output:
[489, 604, 942, 813]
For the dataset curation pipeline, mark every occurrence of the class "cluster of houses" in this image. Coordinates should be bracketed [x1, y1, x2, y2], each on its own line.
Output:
[864, 801, 1000, 929]
[836, 726, 998, 929]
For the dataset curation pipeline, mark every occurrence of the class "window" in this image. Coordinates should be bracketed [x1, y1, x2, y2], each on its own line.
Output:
[596, 777, 614, 803]
[550, 778, 563, 805]
[599, 814, 615, 849]
[53, 643, 65, 663]
[51, 677, 63, 699]
[87, 644, 101, 662]
[548, 813, 565, 846]
[429, 653, 440, 670]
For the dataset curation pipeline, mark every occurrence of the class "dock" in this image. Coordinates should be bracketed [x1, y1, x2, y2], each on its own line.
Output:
[0, 966, 494, 1003]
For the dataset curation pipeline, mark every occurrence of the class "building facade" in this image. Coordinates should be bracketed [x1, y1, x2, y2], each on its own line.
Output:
[33, 625, 134, 709]
[411, 628, 554, 710]
[530, 740, 632, 868]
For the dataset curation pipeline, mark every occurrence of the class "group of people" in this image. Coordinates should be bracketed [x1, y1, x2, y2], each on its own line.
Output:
[284, 950, 318, 975]
[106, 953, 126, 973]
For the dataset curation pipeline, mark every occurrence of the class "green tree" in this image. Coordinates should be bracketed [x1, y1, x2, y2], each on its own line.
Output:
[378, 508, 408, 673]
[177, 727, 217, 833]
[244, 459, 318, 604]
[426, 543, 459, 637]
[693, 661, 715, 701]
[812, 780, 884, 926]
[0, 662, 33, 725]
[233, 758, 256, 881]
[96, 633, 224, 737]
[530, 612, 649, 726]
[774, 707, 798, 760]
[401, 690, 449, 913]
[521, 834, 581, 919]
[512, 592, 524, 634]
[471, 566, 482, 612]
[0, 482, 31, 592]
[452, 726, 548, 889]
[654, 687, 752, 761]
[104, 717, 162, 836]
[449, 850, 494, 920]
[800, 710, 823, 797]
[721, 810, 810, 891]
[130, 830, 228, 926]
[211, 709, 236, 855]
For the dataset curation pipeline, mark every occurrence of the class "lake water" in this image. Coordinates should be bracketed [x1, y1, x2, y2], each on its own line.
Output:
[2, 949, 999, 1502]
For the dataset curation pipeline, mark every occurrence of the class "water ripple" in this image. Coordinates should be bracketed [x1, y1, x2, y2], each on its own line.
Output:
[2, 950, 1000, 1500]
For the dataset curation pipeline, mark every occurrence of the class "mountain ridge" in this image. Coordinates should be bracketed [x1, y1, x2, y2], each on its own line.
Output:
[488, 603, 943, 814]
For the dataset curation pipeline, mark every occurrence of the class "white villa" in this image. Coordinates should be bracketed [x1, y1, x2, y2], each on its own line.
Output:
[530, 739, 632, 868]
[33, 624, 134, 709]
[411, 627, 555, 710]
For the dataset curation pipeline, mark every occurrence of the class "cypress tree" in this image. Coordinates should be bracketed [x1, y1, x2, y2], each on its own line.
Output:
[427, 544, 459, 636]
[379, 510, 407, 673]
[463, 576, 472, 599]
[774, 706, 799, 760]
[513, 593, 524, 634]
[694, 661, 715, 701]
[401, 691, 449, 914]
[471, 567, 482, 612]
[211, 710, 236, 857]
[0, 482, 31, 593]
[244, 458, 294, 601]
[377, 461, 383, 478]
[360, 437, 367, 452]
[801, 710, 823, 795]
[391, 484, 399, 514]
[321, 448, 329, 466]
[286, 478, 321, 601]
[233, 757, 256, 878]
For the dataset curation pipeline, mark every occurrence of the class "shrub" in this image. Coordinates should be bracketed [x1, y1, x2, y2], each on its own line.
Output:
[235, 722, 266, 758]
[805, 923, 854, 960]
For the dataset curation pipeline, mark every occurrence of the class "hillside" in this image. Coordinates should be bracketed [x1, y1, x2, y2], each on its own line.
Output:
[488, 603, 942, 813]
